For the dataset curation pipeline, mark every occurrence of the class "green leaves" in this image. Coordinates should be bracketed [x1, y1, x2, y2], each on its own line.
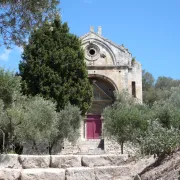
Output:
[19, 18, 92, 114]
[103, 87, 180, 156]
[103, 92, 149, 153]
[0, 0, 60, 47]
[0, 68, 21, 108]
[0, 69, 82, 154]
[139, 120, 180, 157]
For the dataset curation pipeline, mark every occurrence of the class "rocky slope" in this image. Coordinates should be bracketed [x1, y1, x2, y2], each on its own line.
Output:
[138, 150, 180, 180]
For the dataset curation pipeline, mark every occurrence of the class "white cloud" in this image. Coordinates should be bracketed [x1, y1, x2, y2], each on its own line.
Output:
[0, 49, 11, 61]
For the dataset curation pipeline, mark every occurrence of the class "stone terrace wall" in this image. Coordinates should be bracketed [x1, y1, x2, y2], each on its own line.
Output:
[0, 154, 155, 180]
[0, 154, 136, 180]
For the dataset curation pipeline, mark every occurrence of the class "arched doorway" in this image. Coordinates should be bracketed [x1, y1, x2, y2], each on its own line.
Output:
[86, 75, 116, 139]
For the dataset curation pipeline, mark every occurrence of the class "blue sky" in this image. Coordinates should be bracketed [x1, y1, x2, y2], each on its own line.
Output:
[0, 0, 180, 80]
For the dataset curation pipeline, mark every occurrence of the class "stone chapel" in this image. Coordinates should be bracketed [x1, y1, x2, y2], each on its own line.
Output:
[62, 27, 142, 154]
[81, 26, 142, 138]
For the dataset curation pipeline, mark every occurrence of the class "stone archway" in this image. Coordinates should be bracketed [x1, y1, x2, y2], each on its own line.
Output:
[85, 74, 116, 139]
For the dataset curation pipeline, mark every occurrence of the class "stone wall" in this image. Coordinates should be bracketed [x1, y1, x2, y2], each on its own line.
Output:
[0, 154, 156, 180]
[0, 154, 136, 180]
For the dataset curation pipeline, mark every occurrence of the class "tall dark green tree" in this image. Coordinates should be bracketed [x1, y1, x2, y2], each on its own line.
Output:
[19, 17, 92, 114]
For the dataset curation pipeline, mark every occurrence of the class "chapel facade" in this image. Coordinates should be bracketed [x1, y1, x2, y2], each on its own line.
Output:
[81, 27, 142, 141]
[62, 27, 142, 154]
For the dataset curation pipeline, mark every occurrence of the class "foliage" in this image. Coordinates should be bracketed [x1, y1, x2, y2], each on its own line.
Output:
[14, 96, 58, 144]
[104, 85, 180, 156]
[155, 76, 180, 90]
[139, 120, 180, 157]
[139, 85, 180, 157]
[142, 70, 155, 91]
[57, 103, 81, 143]
[143, 88, 157, 106]
[0, 69, 81, 154]
[131, 57, 136, 66]
[142, 70, 180, 106]
[0, 68, 22, 152]
[47, 103, 81, 154]
[151, 86, 180, 129]
[103, 92, 149, 154]
[0, 0, 59, 47]
[142, 70, 156, 105]
[19, 17, 92, 114]
[0, 68, 21, 108]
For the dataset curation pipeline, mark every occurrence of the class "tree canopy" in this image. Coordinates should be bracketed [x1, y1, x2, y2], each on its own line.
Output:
[103, 92, 149, 154]
[103, 71, 180, 157]
[19, 17, 92, 114]
[0, 68, 82, 154]
[0, 0, 59, 47]
[142, 69, 155, 91]
[142, 70, 180, 106]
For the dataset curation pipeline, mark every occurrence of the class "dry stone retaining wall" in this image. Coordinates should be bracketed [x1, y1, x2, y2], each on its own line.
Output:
[0, 154, 155, 180]
[0, 154, 136, 180]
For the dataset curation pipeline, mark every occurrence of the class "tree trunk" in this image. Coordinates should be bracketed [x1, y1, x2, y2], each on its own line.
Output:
[48, 140, 56, 155]
[121, 142, 124, 154]
[0, 129, 5, 152]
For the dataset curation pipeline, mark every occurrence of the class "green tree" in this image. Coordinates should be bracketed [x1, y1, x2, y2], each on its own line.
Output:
[142, 70, 156, 106]
[49, 103, 81, 154]
[139, 120, 180, 157]
[151, 86, 180, 129]
[19, 17, 92, 114]
[0, 0, 59, 47]
[138, 86, 180, 157]
[103, 92, 149, 154]
[142, 69, 155, 91]
[12, 97, 81, 155]
[14, 96, 81, 155]
[155, 76, 180, 90]
[0, 69, 82, 154]
[0, 68, 25, 152]
[0, 68, 21, 108]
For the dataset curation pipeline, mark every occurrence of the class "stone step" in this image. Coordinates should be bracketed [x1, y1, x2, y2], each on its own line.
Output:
[66, 166, 133, 180]
[0, 167, 134, 180]
[77, 150, 105, 155]
[0, 154, 130, 169]
[78, 140, 103, 146]
[82, 154, 129, 167]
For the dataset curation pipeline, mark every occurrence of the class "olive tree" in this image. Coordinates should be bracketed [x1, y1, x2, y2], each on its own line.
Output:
[103, 92, 149, 154]
[0, 68, 81, 154]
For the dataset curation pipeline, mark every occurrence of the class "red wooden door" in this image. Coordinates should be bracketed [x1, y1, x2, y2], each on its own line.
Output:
[94, 120, 102, 138]
[86, 115, 102, 139]
[86, 120, 94, 139]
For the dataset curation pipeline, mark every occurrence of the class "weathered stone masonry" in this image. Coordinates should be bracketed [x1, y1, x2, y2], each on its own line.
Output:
[0, 154, 152, 180]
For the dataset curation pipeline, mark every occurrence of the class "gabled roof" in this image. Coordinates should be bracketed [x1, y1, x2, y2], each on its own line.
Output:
[80, 31, 131, 55]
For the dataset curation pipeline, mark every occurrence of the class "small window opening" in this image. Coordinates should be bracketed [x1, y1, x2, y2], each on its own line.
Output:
[132, 81, 136, 98]
[89, 48, 96, 56]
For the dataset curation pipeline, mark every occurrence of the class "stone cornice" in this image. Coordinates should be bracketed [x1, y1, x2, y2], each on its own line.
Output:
[87, 65, 132, 70]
